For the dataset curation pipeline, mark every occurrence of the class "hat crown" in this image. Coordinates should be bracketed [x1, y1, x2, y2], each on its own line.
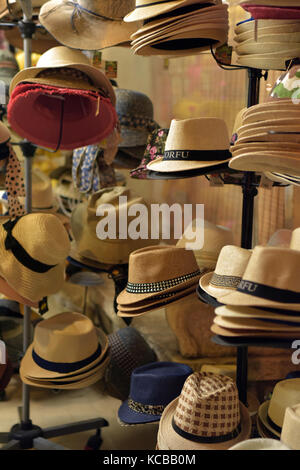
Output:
[165, 118, 230, 152]
[129, 361, 192, 406]
[281, 404, 300, 450]
[77, 0, 135, 18]
[290, 227, 300, 250]
[33, 312, 100, 363]
[174, 372, 240, 438]
[127, 245, 199, 284]
[36, 46, 91, 69]
[213, 245, 251, 277]
[115, 88, 154, 119]
[268, 378, 300, 428]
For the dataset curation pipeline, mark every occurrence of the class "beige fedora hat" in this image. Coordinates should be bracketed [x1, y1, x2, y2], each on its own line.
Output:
[124, 0, 218, 22]
[158, 372, 251, 450]
[71, 186, 157, 266]
[215, 305, 300, 324]
[176, 219, 234, 272]
[199, 246, 252, 299]
[9, 46, 116, 105]
[20, 312, 109, 381]
[290, 227, 300, 250]
[0, 213, 70, 303]
[117, 245, 200, 305]
[242, 110, 300, 124]
[236, 42, 300, 56]
[234, 19, 300, 34]
[229, 151, 300, 176]
[217, 246, 300, 310]
[231, 142, 300, 154]
[39, 0, 139, 51]
[281, 404, 300, 450]
[235, 31, 300, 45]
[214, 315, 300, 333]
[258, 379, 300, 438]
[229, 438, 290, 450]
[236, 55, 292, 71]
[264, 172, 300, 186]
[147, 118, 230, 173]
[210, 323, 299, 339]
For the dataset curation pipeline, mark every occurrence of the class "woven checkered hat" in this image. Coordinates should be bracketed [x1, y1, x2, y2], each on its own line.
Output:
[158, 372, 251, 450]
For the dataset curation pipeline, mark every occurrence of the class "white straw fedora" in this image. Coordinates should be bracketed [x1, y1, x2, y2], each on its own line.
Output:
[217, 246, 300, 310]
[147, 118, 231, 173]
[199, 245, 251, 298]
[281, 404, 300, 450]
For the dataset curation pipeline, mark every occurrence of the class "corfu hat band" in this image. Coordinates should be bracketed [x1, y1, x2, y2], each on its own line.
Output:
[172, 417, 242, 444]
[163, 150, 231, 162]
[126, 269, 200, 293]
[3, 218, 58, 274]
[210, 273, 242, 289]
[32, 343, 102, 374]
[236, 280, 300, 303]
[128, 398, 164, 415]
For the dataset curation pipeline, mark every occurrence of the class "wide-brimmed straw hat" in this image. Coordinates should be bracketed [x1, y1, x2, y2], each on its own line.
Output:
[199, 245, 252, 298]
[117, 245, 200, 306]
[258, 378, 300, 438]
[0, 213, 70, 303]
[158, 371, 251, 450]
[71, 186, 157, 266]
[39, 0, 139, 51]
[118, 362, 192, 425]
[217, 246, 300, 310]
[147, 118, 231, 173]
[281, 403, 300, 450]
[20, 312, 109, 388]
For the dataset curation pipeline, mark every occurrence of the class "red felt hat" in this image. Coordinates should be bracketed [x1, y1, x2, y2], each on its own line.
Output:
[7, 82, 117, 151]
[241, 4, 300, 20]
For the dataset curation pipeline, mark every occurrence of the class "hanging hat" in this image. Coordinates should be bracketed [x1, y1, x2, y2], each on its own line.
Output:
[0, 213, 70, 303]
[147, 118, 231, 173]
[118, 362, 193, 425]
[229, 438, 290, 450]
[20, 312, 109, 389]
[130, 128, 169, 179]
[176, 219, 234, 272]
[158, 371, 251, 450]
[217, 246, 300, 310]
[258, 378, 300, 438]
[199, 246, 252, 299]
[105, 327, 157, 401]
[39, 0, 139, 51]
[281, 404, 300, 450]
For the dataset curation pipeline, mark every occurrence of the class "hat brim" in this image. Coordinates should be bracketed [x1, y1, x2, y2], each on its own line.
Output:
[258, 401, 281, 439]
[124, 0, 205, 22]
[159, 397, 251, 450]
[118, 399, 162, 425]
[229, 153, 300, 177]
[211, 323, 300, 339]
[39, 0, 139, 51]
[235, 56, 288, 71]
[214, 315, 300, 332]
[217, 288, 300, 309]
[215, 305, 300, 323]
[199, 271, 240, 299]
[256, 414, 280, 439]
[146, 156, 231, 173]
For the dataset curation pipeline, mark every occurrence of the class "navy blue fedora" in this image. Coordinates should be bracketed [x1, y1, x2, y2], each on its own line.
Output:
[118, 361, 193, 425]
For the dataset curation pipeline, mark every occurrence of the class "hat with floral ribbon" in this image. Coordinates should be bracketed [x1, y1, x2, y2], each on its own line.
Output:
[130, 128, 169, 179]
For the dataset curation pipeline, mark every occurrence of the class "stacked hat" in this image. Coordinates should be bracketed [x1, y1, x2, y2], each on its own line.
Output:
[157, 372, 251, 450]
[8, 47, 117, 151]
[39, 0, 139, 50]
[146, 118, 231, 175]
[211, 246, 300, 341]
[0, 213, 70, 303]
[117, 245, 201, 317]
[118, 362, 192, 425]
[20, 312, 110, 389]
[264, 171, 300, 186]
[257, 378, 300, 439]
[130, 128, 169, 179]
[234, 16, 300, 70]
[124, 1, 229, 57]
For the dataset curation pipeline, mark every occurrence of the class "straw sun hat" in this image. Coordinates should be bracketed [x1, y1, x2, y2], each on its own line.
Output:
[0, 213, 70, 303]
[147, 118, 231, 173]
[158, 372, 251, 450]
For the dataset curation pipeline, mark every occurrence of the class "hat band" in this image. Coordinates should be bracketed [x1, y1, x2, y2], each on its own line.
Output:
[32, 343, 102, 374]
[172, 417, 242, 444]
[3, 218, 58, 274]
[210, 273, 242, 289]
[126, 269, 200, 293]
[237, 279, 300, 303]
[118, 113, 158, 133]
[267, 413, 282, 434]
[128, 398, 165, 416]
[163, 150, 231, 162]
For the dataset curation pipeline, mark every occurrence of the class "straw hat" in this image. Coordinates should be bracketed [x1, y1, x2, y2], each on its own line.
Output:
[118, 362, 192, 425]
[0, 213, 70, 303]
[217, 246, 300, 310]
[264, 172, 300, 186]
[147, 118, 231, 173]
[117, 245, 200, 306]
[130, 128, 169, 179]
[158, 372, 251, 450]
[290, 227, 300, 250]
[211, 323, 299, 339]
[258, 378, 300, 438]
[229, 438, 290, 450]
[281, 404, 300, 450]
[215, 305, 300, 324]
[214, 315, 300, 333]
[39, 0, 139, 51]
[199, 246, 252, 299]
[176, 219, 234, 272]
[9, 46, 115, 104]
[20, 312, 109, 387]
[71, 186, 157, 266]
